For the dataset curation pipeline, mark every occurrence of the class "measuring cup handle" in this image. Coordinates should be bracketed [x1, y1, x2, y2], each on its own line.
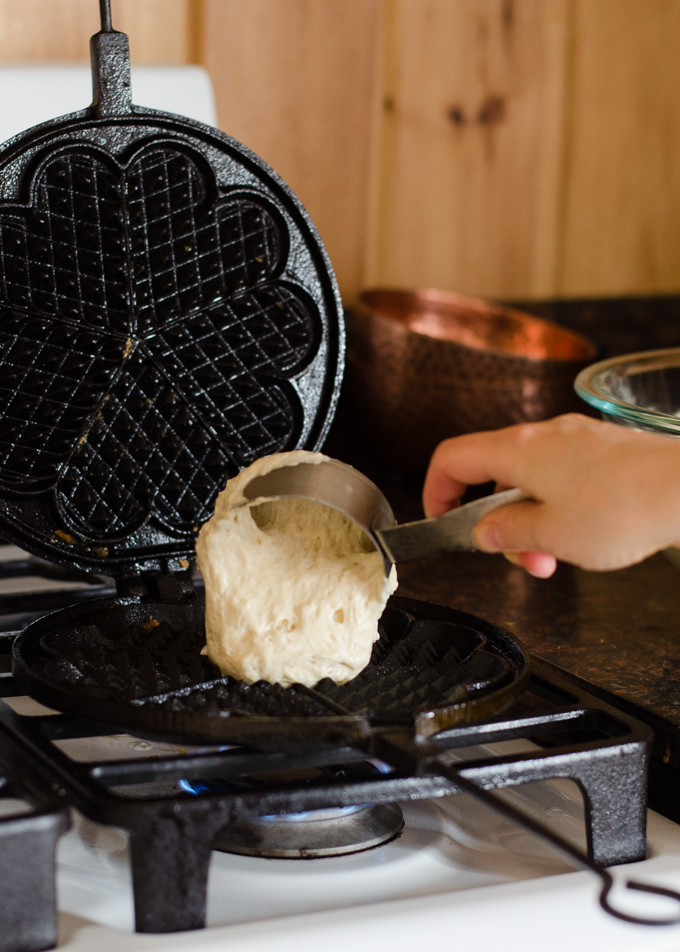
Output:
[460, 487, 530, 526]
[377, 488, 531, 562]
[436, 487, 530, 552]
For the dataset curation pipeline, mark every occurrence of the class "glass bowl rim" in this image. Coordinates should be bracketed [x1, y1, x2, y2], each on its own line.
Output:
[575, 347, 680, 433]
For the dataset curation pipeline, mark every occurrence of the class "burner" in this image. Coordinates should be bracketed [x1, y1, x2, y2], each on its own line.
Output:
[178, 759, 404, 858]
[214, 803, 404, 858]
[0, 656, 654, 934]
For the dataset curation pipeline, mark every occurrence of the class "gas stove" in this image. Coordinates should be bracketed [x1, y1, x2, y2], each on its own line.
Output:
[2, 6, 680, 949]
[2, 544, 680, 952]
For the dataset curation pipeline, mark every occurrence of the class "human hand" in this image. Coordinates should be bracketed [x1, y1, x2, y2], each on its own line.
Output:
[422, 414, 680, 578]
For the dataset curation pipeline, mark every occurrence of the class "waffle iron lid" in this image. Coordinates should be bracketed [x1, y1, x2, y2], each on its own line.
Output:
[0, 4, 344, 578]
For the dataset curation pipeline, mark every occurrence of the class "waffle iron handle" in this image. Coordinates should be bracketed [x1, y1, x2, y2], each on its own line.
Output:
[91, 0, 132, 118]
[99, 0, 113, 32]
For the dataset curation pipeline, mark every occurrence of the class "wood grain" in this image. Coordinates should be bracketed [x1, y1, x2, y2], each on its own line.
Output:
[3, 0, 680, 300]
[367, 0, 572, 300]
[0, 0, 193, 63]
[560, 0, 680, 296]
[200, 0, 384, 303]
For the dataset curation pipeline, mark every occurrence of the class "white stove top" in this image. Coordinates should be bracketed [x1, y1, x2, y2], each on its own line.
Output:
[2, 550, 679, 951]
[20, 708, 678, 952]
[54, 800, 680, 952]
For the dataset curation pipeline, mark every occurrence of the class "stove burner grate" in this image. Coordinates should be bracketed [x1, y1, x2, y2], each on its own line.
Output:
[0, 656, 654, 936]
[0, 728, 69, 952]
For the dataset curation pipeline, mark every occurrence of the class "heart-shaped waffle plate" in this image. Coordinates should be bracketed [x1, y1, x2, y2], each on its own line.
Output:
[11, 595, 529, 746]
[0, 8, 343, 576]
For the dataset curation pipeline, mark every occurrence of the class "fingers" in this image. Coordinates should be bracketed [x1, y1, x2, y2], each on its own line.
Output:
[476, 501, 557, 578]
[423, 428, 553, 579]
[423, 428, 528, 517]
[422, 414, 680, 578]
[422, 467, 466, 517]
[473, 500, 547, 554]
[504, 551, 557, 578]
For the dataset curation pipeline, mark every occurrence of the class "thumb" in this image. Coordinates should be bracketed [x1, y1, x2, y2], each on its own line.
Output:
[473, 500, 548, 554]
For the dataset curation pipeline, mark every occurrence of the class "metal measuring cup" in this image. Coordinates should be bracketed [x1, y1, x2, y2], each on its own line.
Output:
[242, 459, 528, 573]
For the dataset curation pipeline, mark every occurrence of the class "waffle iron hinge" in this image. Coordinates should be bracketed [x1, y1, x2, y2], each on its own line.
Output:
[116, 571, 196, 602]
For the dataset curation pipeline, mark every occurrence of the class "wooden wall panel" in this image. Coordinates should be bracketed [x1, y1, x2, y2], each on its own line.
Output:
[0, 0, 193, 63]
[3, 1, 680, 301]
[200, 0, 383, 304]
[560, 0, 680, 296]
[367, 0, 571, 301]
[117, 0, 196, 63]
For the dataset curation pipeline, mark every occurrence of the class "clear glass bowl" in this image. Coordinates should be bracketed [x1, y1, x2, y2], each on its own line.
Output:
[575, 348, 680, 437]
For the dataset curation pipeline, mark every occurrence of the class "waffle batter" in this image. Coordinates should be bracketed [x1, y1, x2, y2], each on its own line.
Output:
[196, 451, 398, 687]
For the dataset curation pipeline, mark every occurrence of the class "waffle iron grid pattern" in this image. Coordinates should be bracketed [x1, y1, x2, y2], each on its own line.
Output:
[0, 142, 326, 549]
[27, 599, 516, 725]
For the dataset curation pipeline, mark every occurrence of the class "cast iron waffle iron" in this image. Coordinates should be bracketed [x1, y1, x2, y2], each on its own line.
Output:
[13, 594, 528, 746]
[6, 2, 529, 748]
[0, 5, 522, 760]
[0, 3, 343, 575]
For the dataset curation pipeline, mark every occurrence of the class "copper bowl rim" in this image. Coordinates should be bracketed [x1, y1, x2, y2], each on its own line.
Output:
[357, 288, 597, 364]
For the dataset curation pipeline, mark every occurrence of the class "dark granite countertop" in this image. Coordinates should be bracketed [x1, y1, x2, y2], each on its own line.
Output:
[325, 293, 680, 797]
[396, 549, 680, 732]
[327, 402, 680, 744]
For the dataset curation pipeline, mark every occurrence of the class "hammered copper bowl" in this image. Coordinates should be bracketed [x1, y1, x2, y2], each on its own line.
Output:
[346, 288, 596, 474]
